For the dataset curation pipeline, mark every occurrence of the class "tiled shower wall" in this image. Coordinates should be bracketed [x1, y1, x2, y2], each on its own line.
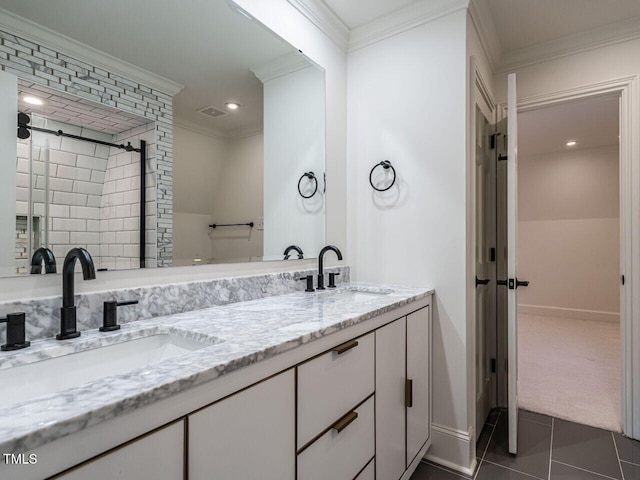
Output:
[0, 29, 174, 266]
[101, 123, 157, 270]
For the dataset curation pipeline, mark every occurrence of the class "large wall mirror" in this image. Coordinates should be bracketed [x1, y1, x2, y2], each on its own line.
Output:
[0, 0, 326, 277]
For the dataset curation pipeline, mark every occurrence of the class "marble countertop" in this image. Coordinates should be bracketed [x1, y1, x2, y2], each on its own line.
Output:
[0, 282, 432, 454]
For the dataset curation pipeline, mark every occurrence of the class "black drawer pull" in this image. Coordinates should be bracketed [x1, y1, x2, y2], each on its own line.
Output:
[331, 411, 358, 433]
[332, 339, 358, 355]
[405, 378, 413, 408]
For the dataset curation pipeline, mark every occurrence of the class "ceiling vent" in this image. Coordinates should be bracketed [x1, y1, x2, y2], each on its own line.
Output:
[197, 105, 227, 118]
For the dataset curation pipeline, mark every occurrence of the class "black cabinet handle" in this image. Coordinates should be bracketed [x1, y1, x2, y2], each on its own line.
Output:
[332, 339, 358, 355]
[475, 276, 490, 287]
[405, 378, 413, 408]
[331, 410, 358, 433]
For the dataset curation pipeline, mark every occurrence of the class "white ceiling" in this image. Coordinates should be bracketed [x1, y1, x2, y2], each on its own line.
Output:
[0, 0, 303, 138]
[518, 95, 619, 157]
[485, 0, 640, 53]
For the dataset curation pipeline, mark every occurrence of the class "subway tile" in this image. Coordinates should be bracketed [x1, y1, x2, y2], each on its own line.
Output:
[48, 231, 70, 244]
[553, 419, 621, 479]
[61, 137, 96, 156]
[116, 205, 131, 217]
[49, 204, 70, 218]
[91, 170, 106, 183]
[109, 218, 124, 231]
[76, 155, 107, 171]
[123, 217, 139, 231]
[56, 165, 91, 182]
[52, 191, 87, 206]
[87, 195, 102, 208]
[123, 163, 140, 178]
[116, 178, 132, 192]
[70, 232, 100, 244]
[15, 201, 28, 216]
[15, 172, 29, 188]
[86, 220, 100, 232]
[52, 218, 86, 232]
[49, 149, 77, 167]
[16, 187, 29, 202]
[73, 180, 103, 196]
[116, 231, 131, 244]
[95, 145, 111, 159]
[108, 244, 123, 257]
[32, 203, 46, 217]
[70, 206, 100, 220]
[48, 177, 74, 192]
[101, 232, 116, 244]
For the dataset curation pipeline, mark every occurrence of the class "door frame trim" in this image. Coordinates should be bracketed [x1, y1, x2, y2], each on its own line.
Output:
[502, 74, 639, 439]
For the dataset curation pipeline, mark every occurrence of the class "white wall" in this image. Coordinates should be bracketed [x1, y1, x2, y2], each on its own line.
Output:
[0, 70, 17, 276]
[263, 65, 325, 261]
[210, 134, 264, 262]
[173, 124, 263, 263]
[347, 7, 472, 471]
[518, 146, 620, 318]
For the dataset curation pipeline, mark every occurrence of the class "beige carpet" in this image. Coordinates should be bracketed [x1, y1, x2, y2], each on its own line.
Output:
[518, 313, 622, 432]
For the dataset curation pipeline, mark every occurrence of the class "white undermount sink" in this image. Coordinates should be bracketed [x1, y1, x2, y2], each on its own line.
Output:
[322, 287, 394, 302]
[0, 331, 219, 409]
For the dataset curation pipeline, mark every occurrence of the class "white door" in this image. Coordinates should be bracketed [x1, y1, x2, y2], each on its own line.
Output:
[506, 73, 519, 454]
[475, 106, 496, 437]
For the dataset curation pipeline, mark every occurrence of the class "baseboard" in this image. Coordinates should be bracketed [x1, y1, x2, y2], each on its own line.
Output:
[424, 423, 476, 476]
[518, 304, 620, 323]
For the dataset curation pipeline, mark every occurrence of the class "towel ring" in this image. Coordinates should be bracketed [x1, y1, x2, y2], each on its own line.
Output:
[369, 160, 396, 192]
[298, 171, 318, 199]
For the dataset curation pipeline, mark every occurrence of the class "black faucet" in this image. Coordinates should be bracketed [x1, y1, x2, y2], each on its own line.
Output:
[57, 248, 96, 340]
[30, 247, 57, 274]
[317, 245, 343, 290]
[284, 245, 304, 260]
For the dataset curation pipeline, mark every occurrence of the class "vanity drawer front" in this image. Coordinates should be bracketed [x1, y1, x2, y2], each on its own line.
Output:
[355, 459, 375, 480]
[297, 332, 374, 448]
[297, 396, 374, 480]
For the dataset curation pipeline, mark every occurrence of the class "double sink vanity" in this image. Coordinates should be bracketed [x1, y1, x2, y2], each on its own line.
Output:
[0, 267, 432, 480]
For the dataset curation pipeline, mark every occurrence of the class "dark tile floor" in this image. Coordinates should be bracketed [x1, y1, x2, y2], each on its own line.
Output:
[410, 409, 640, 480]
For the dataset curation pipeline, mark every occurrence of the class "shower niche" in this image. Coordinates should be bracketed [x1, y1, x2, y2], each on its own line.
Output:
[14, 81, 156, 274]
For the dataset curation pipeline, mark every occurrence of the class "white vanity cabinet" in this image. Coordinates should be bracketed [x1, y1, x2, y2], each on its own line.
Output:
[376, 306, 431, 480]
[297, 333, 375, 479]
[55, 420, 185, 480]
[188, 369, 295, 480]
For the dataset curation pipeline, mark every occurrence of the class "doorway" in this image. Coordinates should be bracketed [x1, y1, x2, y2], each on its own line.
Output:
[512, 94, 621, 432]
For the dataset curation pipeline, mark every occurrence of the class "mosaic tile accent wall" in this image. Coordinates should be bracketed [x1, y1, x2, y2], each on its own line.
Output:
[0, 30, 175, 266]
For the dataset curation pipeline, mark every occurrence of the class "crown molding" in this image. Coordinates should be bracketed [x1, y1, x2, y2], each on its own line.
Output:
[287, 0, 349, 51]
[0, 8, 183, 97]
[174, 117, 263, 142]
[498, 15, 640, 73]
[251, 52, 312, 83]
[348, 0, 469, 53]
[467, 0, 501, 73]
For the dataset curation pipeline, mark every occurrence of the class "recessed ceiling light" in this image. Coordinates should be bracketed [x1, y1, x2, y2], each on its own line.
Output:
[23, 96, 44, 106]
[566, 141, 577, 147]
[225, 102, 240, 110]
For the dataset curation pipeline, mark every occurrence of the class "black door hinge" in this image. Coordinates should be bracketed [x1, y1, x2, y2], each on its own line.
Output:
[621, 275, 625, 285]
[491, 358, 496, 373]
[490, 133, 501, 149]
[490, 247, 496, 262]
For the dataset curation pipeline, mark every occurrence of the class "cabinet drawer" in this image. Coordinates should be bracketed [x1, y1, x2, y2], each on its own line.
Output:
[355, 459, 375, 480]
[297, 396, 374, 480]
[297, 332, 374, 448]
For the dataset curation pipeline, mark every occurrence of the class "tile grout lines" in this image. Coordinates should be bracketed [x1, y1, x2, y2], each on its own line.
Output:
[473, 409, 501, 480]
[480, 459, 546, 479]
[552, 460, 621, 480]
[612, 432, 626, 480]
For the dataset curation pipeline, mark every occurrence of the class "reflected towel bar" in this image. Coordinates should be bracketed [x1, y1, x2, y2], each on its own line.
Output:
[209, 222, 254, 228]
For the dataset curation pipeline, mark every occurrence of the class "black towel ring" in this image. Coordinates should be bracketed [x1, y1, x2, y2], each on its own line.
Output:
[298, 171, 318, 198]
[369, 160, 396, 192]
